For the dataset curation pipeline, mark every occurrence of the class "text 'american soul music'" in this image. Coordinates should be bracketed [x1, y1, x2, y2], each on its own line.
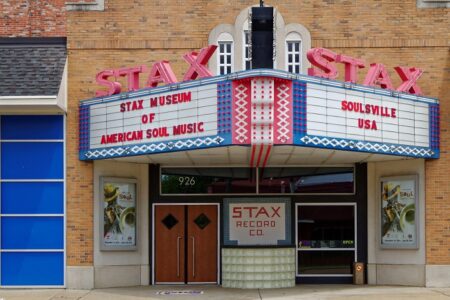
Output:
[100, 91, 206, 145]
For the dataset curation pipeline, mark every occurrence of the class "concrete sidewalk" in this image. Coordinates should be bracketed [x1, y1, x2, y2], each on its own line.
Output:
[0, 285, 449, 300]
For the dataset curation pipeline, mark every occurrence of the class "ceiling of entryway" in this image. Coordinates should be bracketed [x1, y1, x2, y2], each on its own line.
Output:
[110, 145, 410, 166]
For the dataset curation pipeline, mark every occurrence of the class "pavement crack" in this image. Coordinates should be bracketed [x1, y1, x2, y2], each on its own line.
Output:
[49, 290, 93, 300]
[431, 289, 450, 298]
[79, 290, 94, 300]
[258, 288, 262, 300]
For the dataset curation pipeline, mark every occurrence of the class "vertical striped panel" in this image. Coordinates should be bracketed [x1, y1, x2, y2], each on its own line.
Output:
[0, 115, 65, 287]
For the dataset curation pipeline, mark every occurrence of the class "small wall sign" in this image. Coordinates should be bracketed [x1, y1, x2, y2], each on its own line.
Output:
[223, 198, 291, 246]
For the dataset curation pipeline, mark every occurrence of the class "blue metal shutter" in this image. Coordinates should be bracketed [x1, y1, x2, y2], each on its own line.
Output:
[0, 115, 65, 287]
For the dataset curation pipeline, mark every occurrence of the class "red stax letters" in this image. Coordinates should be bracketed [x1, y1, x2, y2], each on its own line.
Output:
[363, 63, 394, 90]
[94, 45, 425, 97]
[304, 47, 424, 95]
[271, 206, 281, 217]
[95, 46, 216, 97]
[114, 65, 147, 92]
[336, 54, 365, 84]
[147, 60, 178, 88]
[95, 70, 122, 97]
[307, 48, 338, 79]
[232, 206, 281, 218]
[183, 45, 218, 81]
[394, 66, 423, 95]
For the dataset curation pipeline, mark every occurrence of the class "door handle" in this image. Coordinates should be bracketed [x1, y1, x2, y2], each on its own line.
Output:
[191, 236, 195, 278]
[177, 236, 182, 277]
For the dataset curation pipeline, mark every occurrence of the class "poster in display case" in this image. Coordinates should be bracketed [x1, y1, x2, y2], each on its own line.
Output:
[380, 175, 419, 249]
[100, 177, 138, 250]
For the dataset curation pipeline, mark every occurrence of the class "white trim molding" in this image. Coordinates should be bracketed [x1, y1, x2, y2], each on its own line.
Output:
[283, 23, 311, 74]
[0, 96, 59, 113]
[417, 0, 450, 8]
[208, 6, 312, 75]
[66, 0, 105, 11]
[56, 58, 68, 112]
[208, 24, 235, 76]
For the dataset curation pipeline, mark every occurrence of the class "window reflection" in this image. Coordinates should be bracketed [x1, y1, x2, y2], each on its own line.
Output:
[298, 251, 354, 275]
[297, 205, 356, 275]
[161, 168, 256, 194]
[259, 167, 354, 194]
[298, 205, 355, 248]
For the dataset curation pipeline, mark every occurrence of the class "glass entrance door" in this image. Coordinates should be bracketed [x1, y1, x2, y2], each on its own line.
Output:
[296, 203, 356, 277]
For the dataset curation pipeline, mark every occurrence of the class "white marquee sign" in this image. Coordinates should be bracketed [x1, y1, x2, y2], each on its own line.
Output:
[87, 84, 218, 150]
[305, 83, 430, 148]
[79, 69, 439, 161]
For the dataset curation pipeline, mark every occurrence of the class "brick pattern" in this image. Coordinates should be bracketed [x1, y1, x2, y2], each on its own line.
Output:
[65, 0, 449, 266]
[66, 107, 94, 265]
[66, 0, 449, 47]
[0, 0, 66, 37]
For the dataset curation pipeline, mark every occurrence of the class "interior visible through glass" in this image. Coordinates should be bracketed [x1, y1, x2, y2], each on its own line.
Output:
[259, 167, 354, 194]
[297, 204, 355, 275]
[298, 251, 354, 275]
[161, 168, 256, 194]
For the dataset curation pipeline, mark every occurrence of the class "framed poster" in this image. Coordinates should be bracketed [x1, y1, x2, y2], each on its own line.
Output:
[223, 198, 291, 246]
[380, 175, 418, 249]
[100, 177, 138, 251]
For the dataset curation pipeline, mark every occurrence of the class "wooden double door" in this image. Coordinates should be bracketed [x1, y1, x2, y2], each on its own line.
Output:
[154, 205, 218, 284]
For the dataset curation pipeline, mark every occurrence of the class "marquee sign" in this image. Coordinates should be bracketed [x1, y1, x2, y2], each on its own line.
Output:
[86, 85, 218, 152]
[303, 82, 435, 156]
[79, 81, 228, 159]
[79, 46, 439, 162]
[223, 198, 291, 246]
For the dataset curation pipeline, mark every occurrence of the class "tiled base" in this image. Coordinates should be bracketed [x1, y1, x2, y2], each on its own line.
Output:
[222, 248, 296, 289]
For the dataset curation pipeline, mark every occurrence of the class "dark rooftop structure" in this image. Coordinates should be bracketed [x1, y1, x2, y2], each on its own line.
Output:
[0, 38, 67, 96]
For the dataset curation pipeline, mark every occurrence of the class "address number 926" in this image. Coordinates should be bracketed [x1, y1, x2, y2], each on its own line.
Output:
[178, 176, 196, 186]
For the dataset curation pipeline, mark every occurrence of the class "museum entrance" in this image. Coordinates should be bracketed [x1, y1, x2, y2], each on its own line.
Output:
[154, 204, 218, 284]
[151, 164, 367, 285]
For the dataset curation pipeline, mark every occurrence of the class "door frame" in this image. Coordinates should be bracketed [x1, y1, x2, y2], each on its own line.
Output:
[152, 203, 220, 285]
[295, 202, 357, 278]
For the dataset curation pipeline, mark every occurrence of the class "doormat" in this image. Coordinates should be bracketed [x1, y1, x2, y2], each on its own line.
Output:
[156, 290, 204, 296]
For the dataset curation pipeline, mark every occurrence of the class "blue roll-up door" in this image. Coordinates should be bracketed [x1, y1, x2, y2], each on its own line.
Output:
[0, 115, 65, 287]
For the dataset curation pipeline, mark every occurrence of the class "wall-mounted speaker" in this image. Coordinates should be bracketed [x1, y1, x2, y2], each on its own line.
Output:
[251, 7, 274, 69]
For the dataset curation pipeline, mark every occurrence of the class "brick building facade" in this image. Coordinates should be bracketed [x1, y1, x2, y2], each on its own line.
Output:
[0, 0, 449, 289]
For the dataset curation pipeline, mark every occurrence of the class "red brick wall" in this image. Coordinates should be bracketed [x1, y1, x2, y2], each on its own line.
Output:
[0, 0, 66, 37]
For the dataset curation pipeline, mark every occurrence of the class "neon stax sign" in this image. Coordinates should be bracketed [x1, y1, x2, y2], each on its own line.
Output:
[95, 45, 217, 97]
[307, 48, 424, 95]
[94, 45, 425, 97]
